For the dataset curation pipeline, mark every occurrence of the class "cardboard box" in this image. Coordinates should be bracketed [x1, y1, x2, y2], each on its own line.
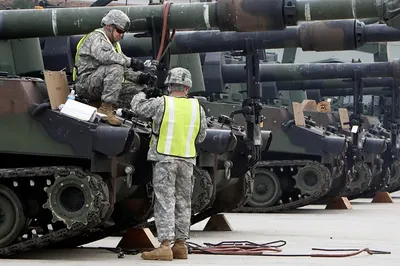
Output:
[43, 70, 70, 109]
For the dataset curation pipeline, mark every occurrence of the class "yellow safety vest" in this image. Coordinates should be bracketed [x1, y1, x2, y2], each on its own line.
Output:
[72, 29, 124, 82]
[154, 96, 201, 158]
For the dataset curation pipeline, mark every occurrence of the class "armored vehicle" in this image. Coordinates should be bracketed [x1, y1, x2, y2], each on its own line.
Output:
[2, 1, 399, 255]
[315, 77, 400, 194]
[265, 39, 400, 198]
[0, 1, 280, 256]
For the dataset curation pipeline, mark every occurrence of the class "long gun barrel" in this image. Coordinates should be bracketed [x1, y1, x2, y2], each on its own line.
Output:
[66, 19, 400, 56]
[320, 87, 391, 97]
[4, 0, 400, 39]
[276, 77, 394, 90]
[221, 61, 400, 82]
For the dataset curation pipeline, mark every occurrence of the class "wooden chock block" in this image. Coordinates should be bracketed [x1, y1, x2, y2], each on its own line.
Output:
[325, 196, 352, 210]
[338, 108, 350, 129]
[292, 102, 306, 127]
[117, 228, 159, 251]
[203, 214, 233, 231]
[371, 192, 394, 203]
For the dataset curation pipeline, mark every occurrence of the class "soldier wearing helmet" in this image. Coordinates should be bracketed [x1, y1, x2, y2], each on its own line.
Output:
[73, 9, 155, 126]
[130, 67, 207, 261]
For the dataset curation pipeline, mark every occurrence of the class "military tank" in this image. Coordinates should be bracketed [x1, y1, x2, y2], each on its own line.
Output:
[9, 0, 400, 243]
[263, 42, 398, 199]
[317, 78, 400, 194]
[40, 18, 400, 211]
[0, 1, 282, 256]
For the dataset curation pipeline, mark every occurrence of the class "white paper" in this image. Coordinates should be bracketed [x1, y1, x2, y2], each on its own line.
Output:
[351, 125, 359, 133]
[60, 99, 97, 122]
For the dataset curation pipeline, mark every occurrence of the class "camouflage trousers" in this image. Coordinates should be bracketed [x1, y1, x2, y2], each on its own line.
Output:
[75, 64, 142, 109]
[152, 160, 194, 242]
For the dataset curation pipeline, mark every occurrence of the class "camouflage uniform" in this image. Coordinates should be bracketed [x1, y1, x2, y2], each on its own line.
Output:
[131, 67, 207, 260]
[74, 28, 144, 108]
[73, 9, 150, 126]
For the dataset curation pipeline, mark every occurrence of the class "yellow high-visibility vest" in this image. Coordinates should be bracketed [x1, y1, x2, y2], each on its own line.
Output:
[154, 96, 201, 158]
[72, 29, 124, 82]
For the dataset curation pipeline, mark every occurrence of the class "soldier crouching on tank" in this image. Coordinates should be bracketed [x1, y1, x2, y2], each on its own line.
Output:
[130, 67, 208, 260]
[72, 9, 155, 126]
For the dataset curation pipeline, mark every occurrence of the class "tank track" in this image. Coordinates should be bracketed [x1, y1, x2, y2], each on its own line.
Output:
[0, 166, 110, 257]
[386, 160, 400, 193]
[190, 170, 253, 225]
[232, 160, 332, 213]
[341, 161, 372, 198]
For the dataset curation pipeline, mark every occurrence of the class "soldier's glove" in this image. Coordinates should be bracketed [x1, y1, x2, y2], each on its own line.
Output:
[130, 58, 145, 71]
[144, 59, 159, 71]
[141, 86, 155, 98]
[138, 72, 157, 85]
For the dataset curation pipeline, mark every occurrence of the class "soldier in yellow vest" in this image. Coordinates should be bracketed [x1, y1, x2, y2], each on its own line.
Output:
[130, 67, 208, 260]
[73, 9, 155, 126]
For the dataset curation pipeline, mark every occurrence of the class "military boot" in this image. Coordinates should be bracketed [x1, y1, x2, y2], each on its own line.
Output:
[141, 240, 173, 261]
[172, 239, 188, 259]
[97, 102, 121, 126]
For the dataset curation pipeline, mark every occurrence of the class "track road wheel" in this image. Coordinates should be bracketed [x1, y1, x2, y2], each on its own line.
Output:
[247, 168, 282, 208]
[293, 161, 331, 196]
[0, 184, 26, 248]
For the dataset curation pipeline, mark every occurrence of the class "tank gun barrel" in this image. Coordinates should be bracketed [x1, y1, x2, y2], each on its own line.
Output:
[320, 87, 391, 97]
[68, 19, 400, 56]
[276, 77, 394, 90]
[222, 61, 400, 82]
[3, 0, 400, 39]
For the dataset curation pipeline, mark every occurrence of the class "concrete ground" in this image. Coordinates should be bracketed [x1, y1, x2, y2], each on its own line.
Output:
[2, 192, 399, 265]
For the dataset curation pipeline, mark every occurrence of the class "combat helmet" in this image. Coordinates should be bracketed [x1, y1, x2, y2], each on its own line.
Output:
[101, 9, 131, 32]
[164, 67, 192, 88]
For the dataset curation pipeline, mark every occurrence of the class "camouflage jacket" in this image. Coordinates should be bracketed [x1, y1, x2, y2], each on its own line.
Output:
[75, 28, 141, 84]
[131, 92, 208, 165]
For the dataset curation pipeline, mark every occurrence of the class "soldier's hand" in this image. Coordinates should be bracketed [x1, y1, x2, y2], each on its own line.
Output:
[138, 72, 157, 85]
[144, 59, 159, 71]
[141, 86, 155, 98]
[131, 58, 145, 71]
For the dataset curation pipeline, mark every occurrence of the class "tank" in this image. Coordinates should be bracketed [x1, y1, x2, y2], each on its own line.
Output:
[0, 2, 280, 256]
[306, 77, 400, 195]
[4, 1, 398, 249]
[39, 16, 400, 212]
[263, 47, 400, 198]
